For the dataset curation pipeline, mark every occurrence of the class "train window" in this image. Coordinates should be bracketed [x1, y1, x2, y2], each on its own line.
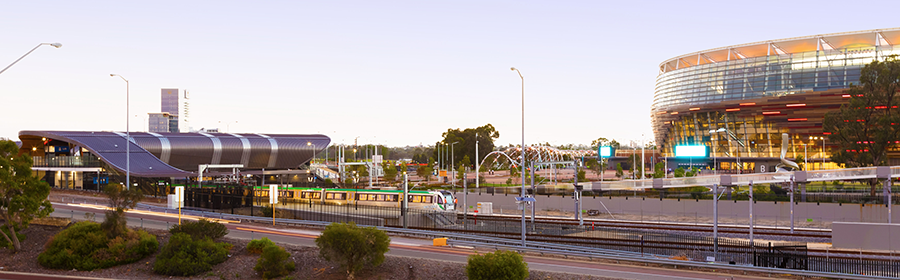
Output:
[327, 193, 345, 200]
[302, 192, 320, 199]
[377, 194, 385, 201]
[424, 196, 433, 203]
[389, 195, 398, 202]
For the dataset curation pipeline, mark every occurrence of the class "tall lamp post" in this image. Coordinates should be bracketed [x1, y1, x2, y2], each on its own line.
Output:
[511, 67, 526, 247]
[710, 128, 725, 174]
[0, 43, 62, 76]
[110, 74, 130, 190]
[450, 141, 458, 184]
[811, 136, 826, 169]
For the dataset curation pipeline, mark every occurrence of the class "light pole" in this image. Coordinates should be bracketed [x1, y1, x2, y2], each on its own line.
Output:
[219, 120, 237, 132]
[450, 141, 458, 184]
[710, 128, 725, 174]
[811, 136, 826, 169]
[511, 66, 526, 247]
[110, 74, 130, 190]
[0, 42, 62, 76]
[803, 143, 808, 170]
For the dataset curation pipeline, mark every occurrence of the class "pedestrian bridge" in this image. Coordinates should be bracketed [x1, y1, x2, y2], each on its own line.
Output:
[596, 166, 900, 190]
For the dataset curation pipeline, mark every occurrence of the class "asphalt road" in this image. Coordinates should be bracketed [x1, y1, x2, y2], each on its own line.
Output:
[31, 203, 774, 280]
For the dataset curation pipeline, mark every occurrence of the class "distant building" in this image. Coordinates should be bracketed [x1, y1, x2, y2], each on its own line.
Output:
[148, 112, 177, 133]
[150, 89, 179, 133]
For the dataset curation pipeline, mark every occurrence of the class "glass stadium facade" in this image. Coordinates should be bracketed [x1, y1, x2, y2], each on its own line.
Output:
[652, 28, 900, 172]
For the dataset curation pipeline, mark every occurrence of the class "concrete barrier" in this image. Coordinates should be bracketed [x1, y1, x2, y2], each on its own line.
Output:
[833, 222, 900, 251]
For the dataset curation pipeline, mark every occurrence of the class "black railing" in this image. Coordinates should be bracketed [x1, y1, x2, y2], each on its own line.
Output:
[33, 155, 102, 167]
[182, 185, 900, 278]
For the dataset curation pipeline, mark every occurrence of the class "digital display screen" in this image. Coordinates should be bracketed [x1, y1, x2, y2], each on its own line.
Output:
[598, 146, 613, 157]
[675, 145, 707, 157]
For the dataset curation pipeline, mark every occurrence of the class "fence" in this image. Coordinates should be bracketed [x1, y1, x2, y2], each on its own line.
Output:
[179, 185, 900, 278]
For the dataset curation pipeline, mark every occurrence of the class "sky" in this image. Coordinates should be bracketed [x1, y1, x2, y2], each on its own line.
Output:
[2, 1, 899, 148]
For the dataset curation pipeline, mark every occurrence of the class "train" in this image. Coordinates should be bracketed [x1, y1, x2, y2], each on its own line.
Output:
[252, 186, 456, 211]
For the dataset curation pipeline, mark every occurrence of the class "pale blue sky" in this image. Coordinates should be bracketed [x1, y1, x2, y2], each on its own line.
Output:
[2, 1, 898, 147]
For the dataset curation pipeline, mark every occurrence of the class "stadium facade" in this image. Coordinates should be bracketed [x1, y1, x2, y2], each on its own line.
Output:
[652, 28, 900, 172]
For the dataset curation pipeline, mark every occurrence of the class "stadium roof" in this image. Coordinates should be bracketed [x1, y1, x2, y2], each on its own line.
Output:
[659, 28, 900, 74]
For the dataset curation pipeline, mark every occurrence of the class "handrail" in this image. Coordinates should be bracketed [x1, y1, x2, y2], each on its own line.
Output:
[447, 239, 893, 280]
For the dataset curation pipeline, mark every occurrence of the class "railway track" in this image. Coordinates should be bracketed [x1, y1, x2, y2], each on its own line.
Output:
[461, 214, 831, 238]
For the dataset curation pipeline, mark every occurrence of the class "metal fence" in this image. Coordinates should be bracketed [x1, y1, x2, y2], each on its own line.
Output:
[181, 185, 900, 278]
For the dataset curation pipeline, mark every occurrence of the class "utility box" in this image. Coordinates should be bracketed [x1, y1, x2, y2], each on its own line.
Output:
[167, 194, 178, 209]
[476, 202, 493, 215]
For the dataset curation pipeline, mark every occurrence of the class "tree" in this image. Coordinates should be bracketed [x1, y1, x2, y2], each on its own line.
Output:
[466, 250, 529, 280]
[382, 162, 397, 182]
[576, 168, 586, 182]
[590, 137, 621, 150]
[0, 140, 52, 252]
[316, 222, 390, 279]
[794, 154, 805, 171]
[436, 124, 500, 171]
[674, 167, 685, 178]
[823, 55, 900, 196]
[417, 164, 433, 182]
[615, 163, 623, 178]
[101, 184, 143, 238]
[653, 162, 665, 178]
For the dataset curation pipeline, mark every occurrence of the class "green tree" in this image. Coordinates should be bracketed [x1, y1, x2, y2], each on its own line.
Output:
[315, 222, 390, 279]
[436, 124, 500, 170]
[794, 154, 805, 171]
[673, 167, 685, 178]
[576, 168, 586, 182]
[615, 163, 623, 178]
[0, 140, 52, 252]
[824, 55, 900, 196]
[466, 250, 529, 280]
[590, 137, 621, 150]
[101, 184, 143, 238]
[653, 162, 665, 178]
[382, 162, 397, 182]
[417, 164, 433, 182]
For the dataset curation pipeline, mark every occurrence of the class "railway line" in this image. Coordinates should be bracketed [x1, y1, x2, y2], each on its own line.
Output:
[464, 213, 831, 238]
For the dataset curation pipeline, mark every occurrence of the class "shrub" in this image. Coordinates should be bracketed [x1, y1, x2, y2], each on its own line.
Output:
[38, 221, 158, 271]
[466, 250, 529, 280]
[315, 222, 390, 279]
[152, 233, 232, 276]
[247, 237, 275, 254]
[254, 244, 295, 279]
[169, 218, 228, 240]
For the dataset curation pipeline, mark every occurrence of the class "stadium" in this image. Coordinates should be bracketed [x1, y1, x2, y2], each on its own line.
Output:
[652, 28, 900, 173]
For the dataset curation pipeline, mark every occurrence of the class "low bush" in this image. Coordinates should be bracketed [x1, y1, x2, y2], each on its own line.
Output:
[152, 232, 232, 276]
[247, 237, 276, 254]
[38, 221, 158, 271]
[315, 222, 390, 279]
[168, 218, 228, 240]
[466, 250, 529, 280]
[254, 244, 295, 279]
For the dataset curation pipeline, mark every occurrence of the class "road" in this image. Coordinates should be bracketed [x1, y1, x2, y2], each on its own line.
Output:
[30, 202, 776, 280]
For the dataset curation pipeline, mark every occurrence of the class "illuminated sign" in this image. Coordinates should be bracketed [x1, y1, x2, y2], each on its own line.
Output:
[675, 145, 708, 157]
[598, 146, 613, 157]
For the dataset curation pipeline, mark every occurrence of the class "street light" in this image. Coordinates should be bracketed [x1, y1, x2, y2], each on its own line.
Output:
[511, 66, 526, 247]
[709, 128, 740, 174]
[811, 136, 826, 169]
[0, 42, 62, 76]
[709, 128, 725, 174]
[110, 74, 130, 190]
[219, 120, 237, 132]
[450, 141, 458, 184]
